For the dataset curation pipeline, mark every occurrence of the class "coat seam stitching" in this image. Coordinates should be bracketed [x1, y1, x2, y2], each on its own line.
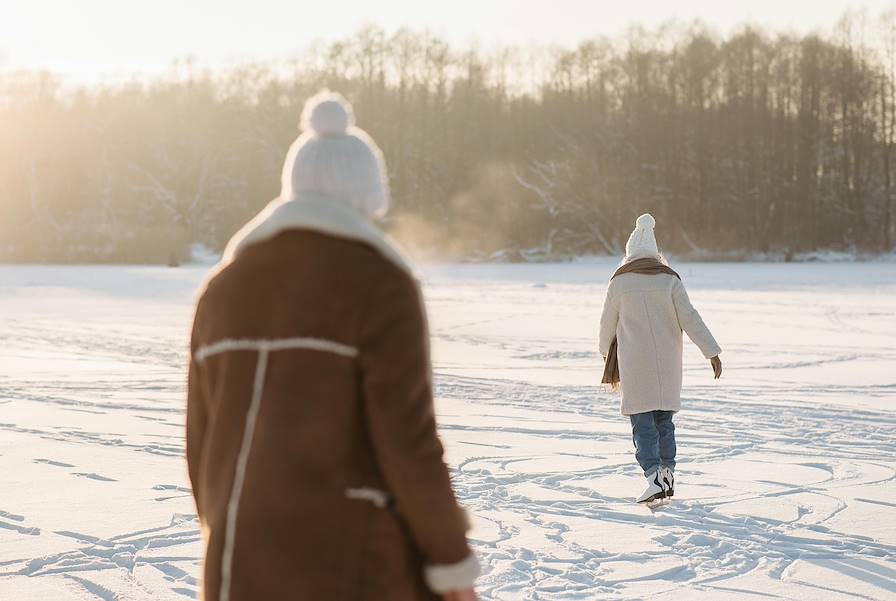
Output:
[219, 348, 269, 601]
[195, 337, 358, 362]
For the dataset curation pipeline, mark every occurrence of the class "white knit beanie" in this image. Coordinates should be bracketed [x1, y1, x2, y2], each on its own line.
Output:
[624, 213, 660, 261]
[280, 91, 390, 218]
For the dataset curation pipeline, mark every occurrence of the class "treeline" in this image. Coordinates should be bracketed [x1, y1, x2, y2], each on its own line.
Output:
[3, 15, 896, 263]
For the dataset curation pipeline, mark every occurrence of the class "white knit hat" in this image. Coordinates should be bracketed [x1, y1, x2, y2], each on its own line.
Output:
[279, 91, 390, 218]
[624, 213, 660, 261]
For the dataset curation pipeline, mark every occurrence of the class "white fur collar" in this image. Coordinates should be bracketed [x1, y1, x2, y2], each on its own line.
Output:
[221, 193, 413, 275]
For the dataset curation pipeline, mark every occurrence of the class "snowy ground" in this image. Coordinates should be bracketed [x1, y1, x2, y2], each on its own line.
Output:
[0, 260, 894, 600]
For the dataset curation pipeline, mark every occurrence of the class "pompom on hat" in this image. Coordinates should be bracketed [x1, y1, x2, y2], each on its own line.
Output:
[301, 92, 352, 135]
[280, 91, 390, 218]
[624, 213, 660, 261]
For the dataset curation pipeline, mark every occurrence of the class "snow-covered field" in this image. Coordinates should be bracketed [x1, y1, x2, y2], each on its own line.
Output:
[0, 260, 894, 600]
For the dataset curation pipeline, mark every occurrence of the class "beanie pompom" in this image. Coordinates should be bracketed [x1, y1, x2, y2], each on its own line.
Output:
[625, 212, 660, 260]
[300, 91, 354, 136]
[283, 90, 389, 218]
[636, 213, 656, 230]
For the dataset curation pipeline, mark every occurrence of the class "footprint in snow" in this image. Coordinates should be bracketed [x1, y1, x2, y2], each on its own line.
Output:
[153, 483, 192, 501]
[0, 512, 40, 536]
[152, 484, 192, 493]
[71, 472, 117, 482]
[34, 458, 75, 468]
[0, 521, 40, 536]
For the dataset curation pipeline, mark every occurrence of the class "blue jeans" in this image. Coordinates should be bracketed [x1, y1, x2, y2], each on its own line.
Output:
[629, 410, 676, 476]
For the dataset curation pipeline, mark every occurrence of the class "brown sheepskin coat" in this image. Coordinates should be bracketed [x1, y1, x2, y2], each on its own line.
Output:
[186, 195, 476, 601]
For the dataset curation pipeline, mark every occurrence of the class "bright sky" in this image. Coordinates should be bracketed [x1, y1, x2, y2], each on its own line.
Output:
[1, 0, 894, 84]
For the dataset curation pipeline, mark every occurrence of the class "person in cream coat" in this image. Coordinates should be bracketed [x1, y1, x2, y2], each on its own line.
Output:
[599, 214, 722, 503]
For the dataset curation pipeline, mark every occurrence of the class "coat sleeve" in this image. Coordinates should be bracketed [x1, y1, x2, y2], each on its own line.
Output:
[671, 279, 722, 359]
[358, 268, 478, 592]
[186, 314, 208, 519]
[598, 285, 619, 357]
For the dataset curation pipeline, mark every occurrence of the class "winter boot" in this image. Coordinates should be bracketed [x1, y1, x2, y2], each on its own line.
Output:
[659, 466, 675, 497]
[636, 470, 666, 503]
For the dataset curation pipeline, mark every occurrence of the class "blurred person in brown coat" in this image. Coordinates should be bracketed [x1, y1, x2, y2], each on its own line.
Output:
[186, 91, 479, 601]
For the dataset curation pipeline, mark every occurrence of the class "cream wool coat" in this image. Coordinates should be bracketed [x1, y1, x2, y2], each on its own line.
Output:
[599, 273, 721, 415]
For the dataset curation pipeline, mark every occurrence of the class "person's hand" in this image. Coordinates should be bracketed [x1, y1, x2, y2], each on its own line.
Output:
[442, 587, 478, 601]
[710, 355, 722, 379]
